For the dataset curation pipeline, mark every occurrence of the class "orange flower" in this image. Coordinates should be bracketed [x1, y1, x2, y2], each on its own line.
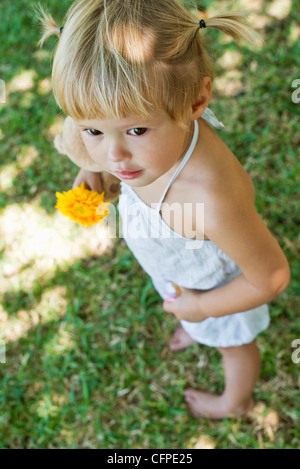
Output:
[56, 183, 110, 227]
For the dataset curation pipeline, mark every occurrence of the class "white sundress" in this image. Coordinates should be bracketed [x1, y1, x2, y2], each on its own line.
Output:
[117, 108, 270, 347]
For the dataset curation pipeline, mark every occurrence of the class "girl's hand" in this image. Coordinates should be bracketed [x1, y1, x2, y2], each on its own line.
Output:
[163, 287, 207, 323]
[72, 168, 104, 193]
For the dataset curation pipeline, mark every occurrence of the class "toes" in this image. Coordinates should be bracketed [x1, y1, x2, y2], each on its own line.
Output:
[184, 389, 197, 405]
[169, 341, 181, 352]
[169, 328, 183, 351]
[169, 326, 196, 351]
[184, 389, 192, 401]
[184, 388, 197, 397]
[184, 390, 201, 418]
[184, 389, 198, 405]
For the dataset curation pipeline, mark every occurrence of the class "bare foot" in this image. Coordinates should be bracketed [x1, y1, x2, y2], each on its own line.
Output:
[169, 325, 196, 351]
[184, 389, 254, 420]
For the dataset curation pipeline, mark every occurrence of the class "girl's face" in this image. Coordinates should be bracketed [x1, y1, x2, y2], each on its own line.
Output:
[76, 112, 194, 187]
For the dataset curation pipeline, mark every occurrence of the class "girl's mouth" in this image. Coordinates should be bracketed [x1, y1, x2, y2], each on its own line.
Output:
[115, 170, 144, 180]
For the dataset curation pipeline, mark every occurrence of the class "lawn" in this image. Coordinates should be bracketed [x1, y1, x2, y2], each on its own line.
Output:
[0, 0, 299, 449]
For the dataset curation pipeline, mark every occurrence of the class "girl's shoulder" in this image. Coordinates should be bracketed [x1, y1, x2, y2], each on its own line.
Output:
[162, 118, 256, 241]
[176, 117, 256, 241]
[187, 118, 256, 207]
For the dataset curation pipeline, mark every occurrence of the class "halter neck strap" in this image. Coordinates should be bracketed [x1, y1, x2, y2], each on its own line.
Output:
[156, 119, 199, 213]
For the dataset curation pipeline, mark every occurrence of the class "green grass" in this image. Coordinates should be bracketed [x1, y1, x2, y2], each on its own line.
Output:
[0, 0, 299, 449]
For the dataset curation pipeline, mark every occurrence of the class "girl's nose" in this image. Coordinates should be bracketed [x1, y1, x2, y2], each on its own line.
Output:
[107, 140, 132, 163]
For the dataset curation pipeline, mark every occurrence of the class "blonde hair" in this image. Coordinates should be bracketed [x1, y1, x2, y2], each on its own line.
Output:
[37, 0, 260, 128]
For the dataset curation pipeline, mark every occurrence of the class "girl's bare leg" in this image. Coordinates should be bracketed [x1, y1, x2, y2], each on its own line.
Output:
[184, 340, 260, 419]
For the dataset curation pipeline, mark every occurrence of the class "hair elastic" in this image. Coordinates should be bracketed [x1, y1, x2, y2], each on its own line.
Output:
[199, 19, 206, 29]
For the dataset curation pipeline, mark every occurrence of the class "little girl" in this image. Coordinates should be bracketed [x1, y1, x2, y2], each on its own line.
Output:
[39, 0, 290, 419]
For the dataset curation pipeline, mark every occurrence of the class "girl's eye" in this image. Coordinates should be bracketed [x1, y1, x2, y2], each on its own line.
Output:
[83, 128, 147, 137]
[85, 129, 102, 136]
[128, 128, 148, 136]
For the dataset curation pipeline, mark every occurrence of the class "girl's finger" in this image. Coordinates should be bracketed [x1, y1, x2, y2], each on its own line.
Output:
[163, 300, 175, 312]
[164, 293, 178, 303]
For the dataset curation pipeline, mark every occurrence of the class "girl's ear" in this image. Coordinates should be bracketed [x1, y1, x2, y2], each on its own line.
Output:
[191, 77, 212, 120]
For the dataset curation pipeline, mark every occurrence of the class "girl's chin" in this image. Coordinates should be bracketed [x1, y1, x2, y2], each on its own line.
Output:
[123, 178, 149, 187]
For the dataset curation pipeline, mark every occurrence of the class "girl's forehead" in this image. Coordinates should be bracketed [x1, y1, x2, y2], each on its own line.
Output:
[76, 113, 167, 128]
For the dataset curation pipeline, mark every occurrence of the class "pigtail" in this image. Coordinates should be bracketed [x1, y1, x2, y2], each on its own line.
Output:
[202, 11, 261, 45]
[35, 4, 62, 47]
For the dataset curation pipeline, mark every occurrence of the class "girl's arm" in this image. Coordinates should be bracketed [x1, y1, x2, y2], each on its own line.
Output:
[197, 186, 290, 318]
[164, 185, 290, 322]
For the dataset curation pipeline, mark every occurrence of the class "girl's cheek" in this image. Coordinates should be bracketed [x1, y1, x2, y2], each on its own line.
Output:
[84, 140, 102, 159]
[82, 143, 100, 164]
